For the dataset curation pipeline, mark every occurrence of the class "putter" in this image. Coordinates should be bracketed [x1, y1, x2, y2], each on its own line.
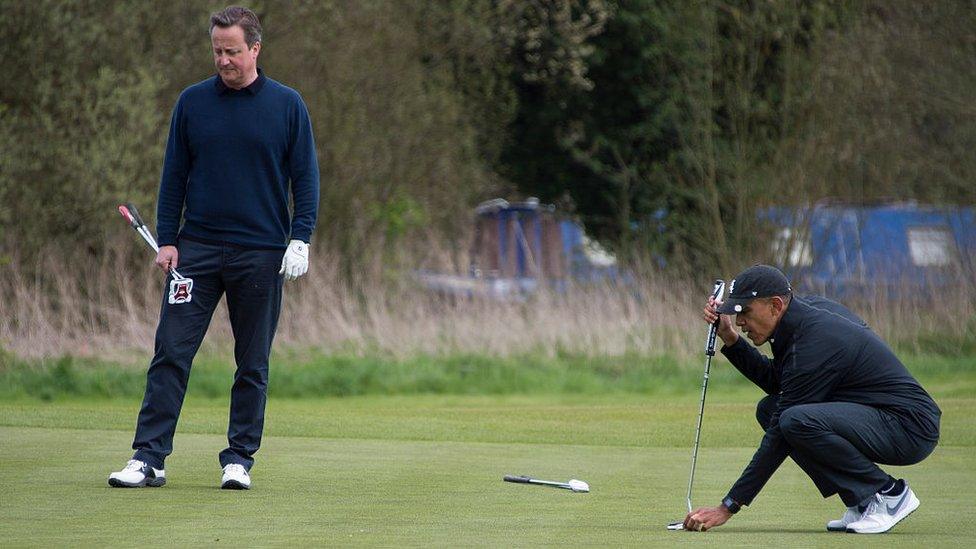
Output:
[118, 203, 194, 304]
[667, 279, 726, 531]
[503, 475, 590, 493]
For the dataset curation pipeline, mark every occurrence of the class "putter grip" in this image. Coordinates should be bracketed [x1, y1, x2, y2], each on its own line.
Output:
[125, 202, 146, 228]
[710, 279, 724, 300]
[503, 475, 531, 484]
[705, 279, 725, 355]
[710, 279, 725, 327]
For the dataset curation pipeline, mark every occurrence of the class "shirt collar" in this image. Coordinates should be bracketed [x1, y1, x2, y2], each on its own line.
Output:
[215, 67, 265, 96]
[769, 295, 800, 355]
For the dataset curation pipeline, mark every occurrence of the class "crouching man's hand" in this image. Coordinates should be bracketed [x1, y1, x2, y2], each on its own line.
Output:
[683, 505, 732, 532]
[703, 296, 738, 346]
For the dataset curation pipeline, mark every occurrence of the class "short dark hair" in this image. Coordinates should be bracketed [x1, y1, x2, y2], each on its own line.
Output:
[210, 6, 262, 47]
[748, 293, 791, 313]
[759, 293, 792, 304]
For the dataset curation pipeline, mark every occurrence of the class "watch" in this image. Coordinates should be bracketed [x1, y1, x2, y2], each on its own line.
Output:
[721, 496, 741, 514]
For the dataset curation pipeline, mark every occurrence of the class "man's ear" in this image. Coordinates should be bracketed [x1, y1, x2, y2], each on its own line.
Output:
[771, 296, 787, 314]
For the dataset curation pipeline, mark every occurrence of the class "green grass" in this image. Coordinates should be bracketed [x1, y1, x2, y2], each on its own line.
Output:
[2, 348, 974, 399]
[1, 384, 975, 546]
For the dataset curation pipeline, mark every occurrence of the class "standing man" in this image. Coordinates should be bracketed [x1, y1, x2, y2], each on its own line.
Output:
[109, 6, 319, 490]
[683, 265, 940, 533]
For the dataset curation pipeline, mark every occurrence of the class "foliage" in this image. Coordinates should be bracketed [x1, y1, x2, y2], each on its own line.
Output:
[770, 1, 976, 205]
[2, 0, 974, 278]
[0, 0, 501, 280]
[497, 0, 852, 270]
[0, 1, 166, 252]
[495, 0, 976, 272]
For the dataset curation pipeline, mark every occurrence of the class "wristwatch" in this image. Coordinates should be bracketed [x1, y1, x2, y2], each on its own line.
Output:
[721, 496, 741, 514]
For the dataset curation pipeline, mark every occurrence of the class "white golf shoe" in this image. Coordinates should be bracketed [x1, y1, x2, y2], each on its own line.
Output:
[846, 483, 920, 534]
[221, 463, 251, 490]
[108, 459, 166, 488]
[826, 505, 864, 531]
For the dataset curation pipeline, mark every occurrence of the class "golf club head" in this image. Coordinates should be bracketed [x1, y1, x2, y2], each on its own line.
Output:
[666, 521, 685, 531]
[567, 479, 589, 493]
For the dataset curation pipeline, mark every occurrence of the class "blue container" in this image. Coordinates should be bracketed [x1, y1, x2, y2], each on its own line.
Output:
[762, 202, 975, 298]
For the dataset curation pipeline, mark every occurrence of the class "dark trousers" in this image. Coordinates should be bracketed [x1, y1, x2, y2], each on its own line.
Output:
[756, 395, 936, 506]
[132, 239, 284, 471]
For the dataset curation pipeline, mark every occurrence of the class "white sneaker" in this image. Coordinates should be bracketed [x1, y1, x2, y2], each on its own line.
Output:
[221, 463, 251, 490]
[826, 505, 864, 531]
[108, 459, 166, 488]
[846, 484, 920, 534]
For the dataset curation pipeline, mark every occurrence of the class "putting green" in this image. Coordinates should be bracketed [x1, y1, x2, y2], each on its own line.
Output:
[1, 391, 973, 547]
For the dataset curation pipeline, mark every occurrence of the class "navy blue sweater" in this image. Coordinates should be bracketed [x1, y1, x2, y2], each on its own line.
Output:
[720, 295, 940, 506]
[156, 70, 319, 249]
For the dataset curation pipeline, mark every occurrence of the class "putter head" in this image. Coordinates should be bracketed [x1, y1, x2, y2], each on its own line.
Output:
[666, 520, 685, 531]
[567, 479, 589, 493]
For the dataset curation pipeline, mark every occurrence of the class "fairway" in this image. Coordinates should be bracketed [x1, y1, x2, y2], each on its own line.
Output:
[2, 386, 974, 548]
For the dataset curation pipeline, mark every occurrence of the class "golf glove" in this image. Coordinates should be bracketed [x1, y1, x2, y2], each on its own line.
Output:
[279, 239, 309, 281]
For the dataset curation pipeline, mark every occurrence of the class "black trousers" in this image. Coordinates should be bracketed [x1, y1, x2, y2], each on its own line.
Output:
[132, 239, 284, 471]
[756, 395, 937, 506]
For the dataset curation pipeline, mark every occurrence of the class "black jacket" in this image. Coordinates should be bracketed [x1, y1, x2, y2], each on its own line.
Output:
[721, 295, 941, 506]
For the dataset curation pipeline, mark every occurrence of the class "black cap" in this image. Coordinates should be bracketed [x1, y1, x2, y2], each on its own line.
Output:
[716, 265, 792, 314]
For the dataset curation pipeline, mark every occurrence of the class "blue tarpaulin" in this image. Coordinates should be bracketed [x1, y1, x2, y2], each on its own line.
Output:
[762, 203, 975, 298]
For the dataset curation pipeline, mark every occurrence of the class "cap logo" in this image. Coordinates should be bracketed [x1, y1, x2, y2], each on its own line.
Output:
[752, 291, 758, 296]
[734, 304, 743, 312]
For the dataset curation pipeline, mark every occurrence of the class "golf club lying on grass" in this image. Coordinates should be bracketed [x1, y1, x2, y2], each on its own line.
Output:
[667, 279, 726, 531]
[118, 202, 194, 304]
[503, 475, 590, 493]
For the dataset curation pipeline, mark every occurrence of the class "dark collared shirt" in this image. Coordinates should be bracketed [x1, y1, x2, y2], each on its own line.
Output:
[214, 67, 266, 95]
[720, 295, 941, 506]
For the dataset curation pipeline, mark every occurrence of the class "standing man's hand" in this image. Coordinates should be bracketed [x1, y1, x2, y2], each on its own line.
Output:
[155, 245, 179, 274]
[704, 296, 738, 346]
[279, 240, 309, 281]
[683, 505, 732, 532]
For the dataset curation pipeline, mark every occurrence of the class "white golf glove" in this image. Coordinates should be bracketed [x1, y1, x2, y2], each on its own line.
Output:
[279, 239, 309, 281]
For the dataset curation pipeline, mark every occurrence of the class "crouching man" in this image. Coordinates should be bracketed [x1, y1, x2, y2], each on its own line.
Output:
[684, 265, 940, 534]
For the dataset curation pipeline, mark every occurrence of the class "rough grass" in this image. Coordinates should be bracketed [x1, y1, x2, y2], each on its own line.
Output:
[3, 243, 973, 363]
[1, 380, 974, 547]
[2, 348, 974, 400]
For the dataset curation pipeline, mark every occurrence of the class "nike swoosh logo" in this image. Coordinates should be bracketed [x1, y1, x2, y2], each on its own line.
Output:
[886, 490, 909, 515]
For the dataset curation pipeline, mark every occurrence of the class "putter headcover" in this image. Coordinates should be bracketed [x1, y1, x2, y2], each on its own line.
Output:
[117, 202, 187, 284]
[118, 203, 147, 229]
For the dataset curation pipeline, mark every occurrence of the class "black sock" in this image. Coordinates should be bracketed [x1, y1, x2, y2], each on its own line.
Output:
[880, 478, 905, 497]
